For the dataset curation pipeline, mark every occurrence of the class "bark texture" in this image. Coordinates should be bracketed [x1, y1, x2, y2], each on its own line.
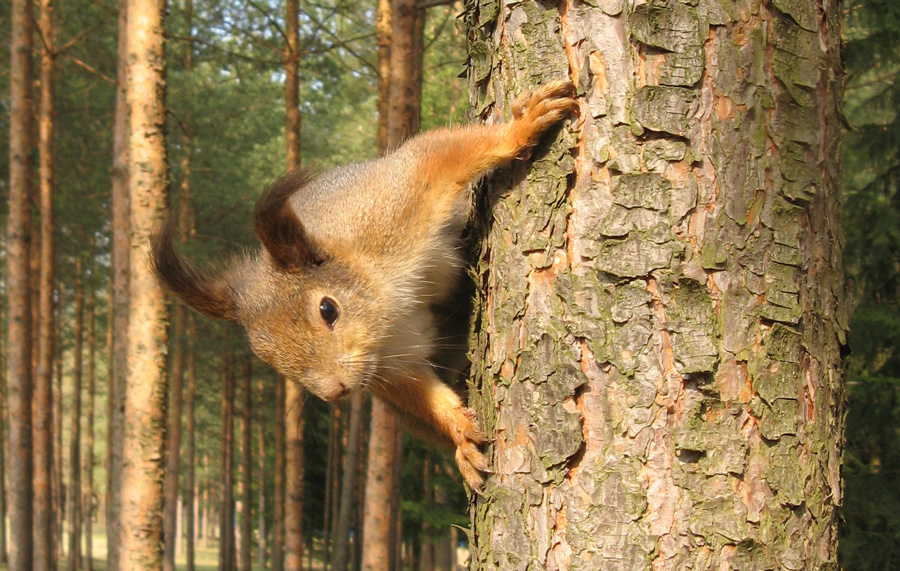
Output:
[6, 0, 35, 567]
[107, 0, 131, 566]
[464, 0, 847, 569]
[34, 0, 57, 565]
[120, 0, 169, 567]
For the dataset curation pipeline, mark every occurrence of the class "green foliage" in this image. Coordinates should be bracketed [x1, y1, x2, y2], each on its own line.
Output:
[840, 0, 900, 567]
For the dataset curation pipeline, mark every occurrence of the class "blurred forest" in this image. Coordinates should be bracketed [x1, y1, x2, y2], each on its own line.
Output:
[0, 0, 896, 569]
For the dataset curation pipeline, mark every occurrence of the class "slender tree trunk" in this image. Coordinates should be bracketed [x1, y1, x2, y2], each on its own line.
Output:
[272, 375, 285, 571]
[6, 0, 35, 566]
[332, 393, 364, 571]
[362, 2, 423, 569]
[34, 0, 57, 564]
[107, 0, 130, 566]
[257, 383, 268, 571]
[361, 403, 396, 571]
[0, 322, 7, 565]
[463, 1, 848, 568]
[119, 0, 169, 566]
[83, 281, 96, 571]
[220, 342, 236, 571]
[185, 316, 197, 571]
[284, 1, 305, 567]
[326, 405, 342, 569]
[66, 258, 85, 571]
[284, 382, 305, 571]
[239, 357, 253, 571]
[54, 335, 64, 559]
[375, 0, 391, 154]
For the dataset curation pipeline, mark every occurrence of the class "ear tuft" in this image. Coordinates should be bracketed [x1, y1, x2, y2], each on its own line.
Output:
[254, 168, 322, 270]
[150, 218, 237, 319]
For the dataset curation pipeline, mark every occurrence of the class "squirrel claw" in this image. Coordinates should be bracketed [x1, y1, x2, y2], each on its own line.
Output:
[454, 408, 491, 493]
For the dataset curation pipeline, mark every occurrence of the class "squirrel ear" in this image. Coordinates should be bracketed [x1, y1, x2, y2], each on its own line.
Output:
[150, 219, 237, 320]
[254, 169, 323, 271]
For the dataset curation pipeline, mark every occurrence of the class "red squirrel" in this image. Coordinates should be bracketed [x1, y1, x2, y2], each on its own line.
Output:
[151, 80, 578, 492]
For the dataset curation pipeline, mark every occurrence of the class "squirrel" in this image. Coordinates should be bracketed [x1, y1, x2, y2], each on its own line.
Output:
[151, 80, 578, 493]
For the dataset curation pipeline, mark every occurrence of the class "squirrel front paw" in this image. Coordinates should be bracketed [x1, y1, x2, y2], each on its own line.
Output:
[508, 79, 579, 159]
[452, 408, 490, 494]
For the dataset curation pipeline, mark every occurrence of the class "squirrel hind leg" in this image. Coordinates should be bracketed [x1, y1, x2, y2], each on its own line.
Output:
[505, 79, 579, 160]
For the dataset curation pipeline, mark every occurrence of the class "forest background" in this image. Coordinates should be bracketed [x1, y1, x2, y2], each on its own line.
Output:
[0, 0, 897, 569]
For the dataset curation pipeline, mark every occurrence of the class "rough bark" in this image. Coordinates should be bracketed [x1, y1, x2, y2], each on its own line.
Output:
[119, 0, 169, 566]
[239, 357, 253, 571]
[6, 0, 35, 567]
[34, 0, 57, 565]
[67, 257, 84, 571]
[220, 343, 237, 571]
[83, 280, 96, 571]
[107, 0, 130, 566]
[463, 0, 847, 569]
[272, 375, 286, 571]
[332, 392, 364, 571]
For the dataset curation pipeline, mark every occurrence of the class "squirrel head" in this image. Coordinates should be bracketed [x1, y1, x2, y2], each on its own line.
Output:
[151, 170, 388, 401]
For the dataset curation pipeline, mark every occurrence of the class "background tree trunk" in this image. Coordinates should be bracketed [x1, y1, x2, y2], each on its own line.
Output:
[34, 0, 57, 564]
[463, 1, 847, 569]
[66, 257, 84, 571]
[83, 280, 96, 571]
[272, 375, 286, 571]
[119, 0, 169, 566]
[184, 315, 197, 571]
[107, 0, 130, 567]
[7, 0, 35, 567]
[220, 342, 236, 571]
[239, 357, 253, 571]
[332, 392, 364, 571]
[257, 383, 268, 571]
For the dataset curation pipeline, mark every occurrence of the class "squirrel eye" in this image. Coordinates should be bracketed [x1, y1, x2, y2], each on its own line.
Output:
[319, 297, 339, 327]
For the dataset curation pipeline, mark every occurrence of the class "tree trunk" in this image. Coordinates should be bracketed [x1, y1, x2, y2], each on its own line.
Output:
[272, 375, 286, 571]
[239, 357, 253, 571]
[54, 336, 64, 560]
[34, 0, 57, 564]
[284, 1, 305, 567]
[326, 405, 342, 569]
[362, 2, 424, 569]
[107, 0, 130, 566]
[463, 1, 848, 569]
[66, 257, 84, 571]
[361, 402, 396, 571]
[7, 0, 35, 567]
[332, 393, 364, 571]
[83, 281, 96, 571]
[284, 382, 305, 570]
[0, 316, 7, 565]
[220, 342, 237, 571]
[258, 383, 268, 571]
[119, 0, 169, 566]
[185, 316, 197, 571]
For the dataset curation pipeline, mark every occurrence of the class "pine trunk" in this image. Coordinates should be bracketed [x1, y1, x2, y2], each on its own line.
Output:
[463, 1, 847, 569]
[272, 375, 286, 571]
[66, 258, 84, 571]
[258, 385, 268, 571]
[285, 381, 305, 570]
[7, 0, 35, 566]
[119, 0, 169, 566]
[240, 357, 253, 571]
[83, 282, 96, 571]
[107, 0, 131, 566]
[332, 393, 364, 571]
[185, 316, 197, 571]
[34, 0, 57, 564]
[361, 401, 396, 571]
[220, 343, 237, 571]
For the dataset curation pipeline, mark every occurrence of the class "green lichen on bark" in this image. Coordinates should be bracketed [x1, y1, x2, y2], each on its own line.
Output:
[465, 0, 846, 568]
